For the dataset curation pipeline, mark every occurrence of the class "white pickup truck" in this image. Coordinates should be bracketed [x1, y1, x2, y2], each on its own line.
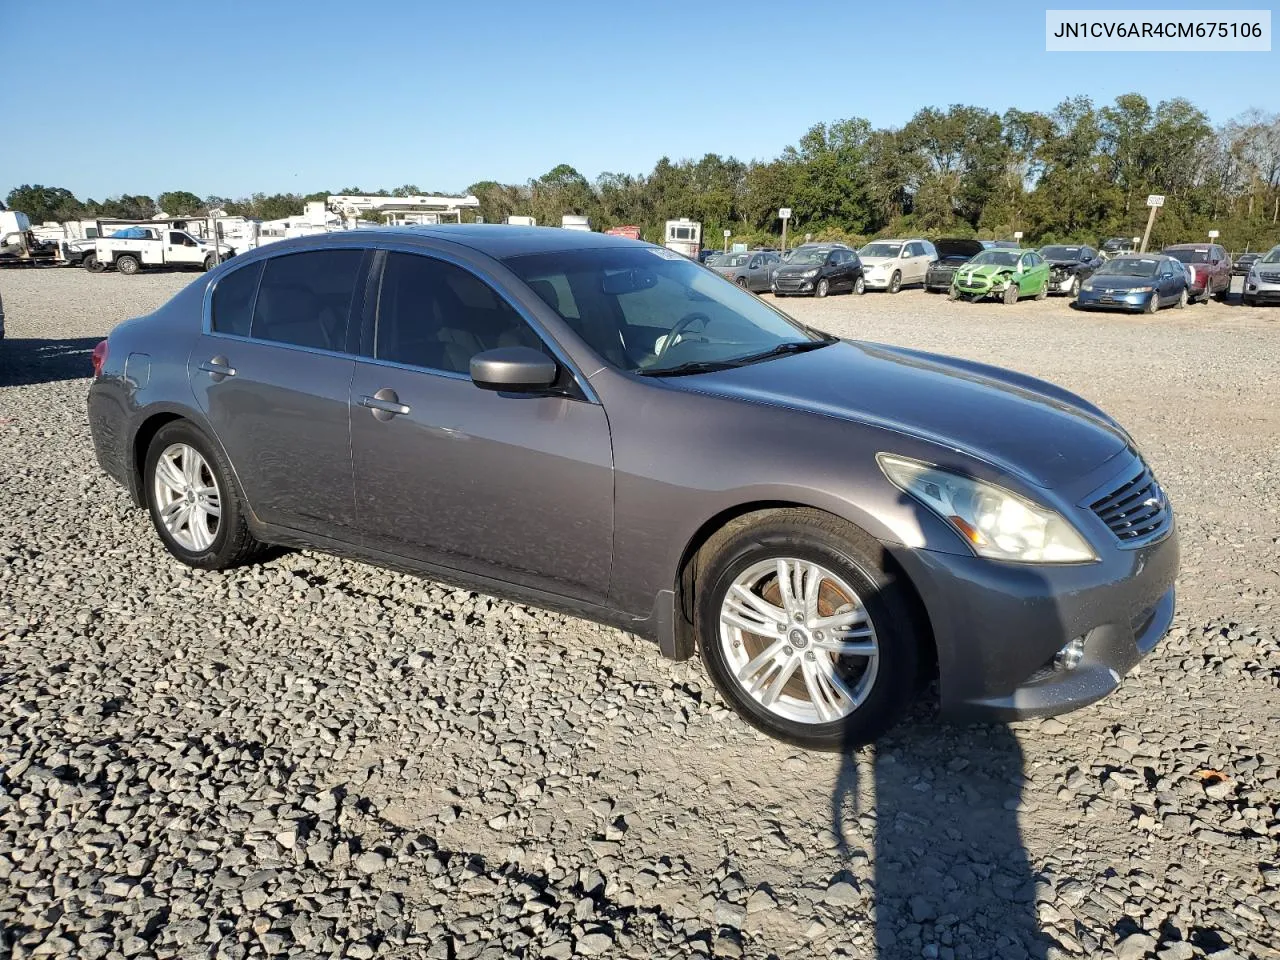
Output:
[93, 226, 233, 275]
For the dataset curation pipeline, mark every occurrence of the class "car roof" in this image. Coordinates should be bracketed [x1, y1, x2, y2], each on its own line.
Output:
[1162, 243, 1214, 250]
[250, 225, 649, 260]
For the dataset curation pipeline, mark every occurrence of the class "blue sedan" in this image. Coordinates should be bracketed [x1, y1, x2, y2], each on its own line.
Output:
[1076, 255, 1189, 313]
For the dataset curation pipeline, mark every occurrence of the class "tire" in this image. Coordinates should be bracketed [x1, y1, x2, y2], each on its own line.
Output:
[736, 276, 749, 288]
[116, 255, 140, 276]
[1069, 275, 1081, 298]
[1176, 288, 1188, 309]
[1035, 280, 1048, 301]
[144, 420, 265, 570]
[695, 509, 922, 750]
[1145, 291, 1160, 315]
[815, 278, 830, 298]
[947, 286, 960, 301]
[204, 255, 219, 272]
[1003, 282, 1018, 305]
[84, 255, 103, 273]
[887, 271, 901, 294]
[852, 275, 866, 296]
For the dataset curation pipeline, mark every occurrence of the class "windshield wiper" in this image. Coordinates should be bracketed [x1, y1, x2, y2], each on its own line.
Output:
[638, 359, 744, 377]
[640, 336, 836, 378]
[728, 338, 835, 367]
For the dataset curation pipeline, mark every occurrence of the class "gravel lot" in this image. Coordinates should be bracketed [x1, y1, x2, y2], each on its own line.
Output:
[1, 267, 1278, 960]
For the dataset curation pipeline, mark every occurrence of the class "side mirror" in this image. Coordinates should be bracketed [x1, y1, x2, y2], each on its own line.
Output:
[470, 346, 558, 392]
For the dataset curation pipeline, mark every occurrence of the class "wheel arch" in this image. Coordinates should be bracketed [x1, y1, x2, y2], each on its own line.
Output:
[667, 500, 937, 679]
[127, 406, 247, 516]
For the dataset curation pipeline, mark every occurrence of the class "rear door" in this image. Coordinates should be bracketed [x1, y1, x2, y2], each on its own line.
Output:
[189, 248, 366, 539]
[348, 249, 614, 603]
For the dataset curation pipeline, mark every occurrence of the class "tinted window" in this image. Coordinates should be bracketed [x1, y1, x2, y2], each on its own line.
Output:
[211, 261, 263, 337]
[251, 250, 362, 351]
[375, 252, 541, 374]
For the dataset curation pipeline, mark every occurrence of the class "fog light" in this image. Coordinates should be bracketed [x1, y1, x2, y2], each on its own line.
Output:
[1054, 637, 1086, 671]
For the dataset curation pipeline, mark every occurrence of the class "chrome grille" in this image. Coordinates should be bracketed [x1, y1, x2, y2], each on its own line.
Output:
[1089, 462, 1171, 545]
[1259, 270, 1280, 282]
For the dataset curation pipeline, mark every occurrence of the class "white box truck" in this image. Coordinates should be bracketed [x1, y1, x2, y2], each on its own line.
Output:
[664, 218, 702, 258]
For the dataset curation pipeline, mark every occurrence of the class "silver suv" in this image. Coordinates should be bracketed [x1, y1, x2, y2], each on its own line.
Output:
[1243, 245, 1280, 306]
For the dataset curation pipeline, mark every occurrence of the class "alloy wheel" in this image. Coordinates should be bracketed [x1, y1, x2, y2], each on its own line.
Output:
[718, 557, 879, 725]
[152, 443, 221, 552]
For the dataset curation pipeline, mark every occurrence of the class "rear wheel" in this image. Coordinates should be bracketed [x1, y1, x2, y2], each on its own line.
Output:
[815, 278, 830, 298]
[852, 275, 866, 295]
[204, 255, 219, 272]
[1035, 279, 1048, 301]
[116, 255, 140, 276]
[695, 509, 921, 750]
[1176, 288, 1189, 309]
[84, 255, 103, 273]
[144, 421, 264, 570]
[736, 276, 749, 288]
[1003, 282, 1018, 305]
[887, 271, 901, 294]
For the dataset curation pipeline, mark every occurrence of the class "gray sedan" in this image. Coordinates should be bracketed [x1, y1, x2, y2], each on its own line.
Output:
[88, 227, 1178, 750]
[707, 250, 780, 292]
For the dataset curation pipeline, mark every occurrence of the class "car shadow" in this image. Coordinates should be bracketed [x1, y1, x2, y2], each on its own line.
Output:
[0, 336, 100, 387]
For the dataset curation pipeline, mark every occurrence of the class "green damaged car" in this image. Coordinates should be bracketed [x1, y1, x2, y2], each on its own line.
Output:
[950, 249, 1050, 304]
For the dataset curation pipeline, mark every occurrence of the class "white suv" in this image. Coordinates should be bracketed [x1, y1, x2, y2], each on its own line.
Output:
[857, 238, 938, 293]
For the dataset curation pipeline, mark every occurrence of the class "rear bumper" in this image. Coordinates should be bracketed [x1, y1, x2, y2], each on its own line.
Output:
[888, 515, 1179, 722]
[87, 380, 134, 496]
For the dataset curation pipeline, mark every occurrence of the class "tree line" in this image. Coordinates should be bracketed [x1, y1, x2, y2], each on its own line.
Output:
[6, 94, 1279, 253]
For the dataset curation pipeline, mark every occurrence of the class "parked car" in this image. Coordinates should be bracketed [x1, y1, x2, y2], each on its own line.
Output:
[1100, 237, 1137, 259]
[1162, 243, 1231, 302]
[771, 246, 865, 297]
[1231, 252, 1261, 276]
[950, 249, 1050, 304]
[1038, 244, 1105, 296]
[1075, 255, 1189, 313]
[709, 250, 782, 292]
[988, 240, 1021, 249]
[857, 239, 937, 293]
[697, 249, 719, 264]
[1242, 245, 1280, 306]
[924, 239, 985, 293]
[87, 226, 1178, 750]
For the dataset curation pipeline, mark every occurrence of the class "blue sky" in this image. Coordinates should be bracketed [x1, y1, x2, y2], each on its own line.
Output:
[1, 0, 1274, 201]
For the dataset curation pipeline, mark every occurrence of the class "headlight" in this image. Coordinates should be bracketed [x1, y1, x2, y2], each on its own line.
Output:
[1081, 279, 1094, 291]
[803, 268, 819, 278]
[1131, 286, 1153, 293]
[877, 454, 1097, 563]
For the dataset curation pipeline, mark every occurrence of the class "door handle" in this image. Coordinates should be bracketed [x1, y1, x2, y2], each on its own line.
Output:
[359, 388, 410, 421]
[199, 356, 236, 380]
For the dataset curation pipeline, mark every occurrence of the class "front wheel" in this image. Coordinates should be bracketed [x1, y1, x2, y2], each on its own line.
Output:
[852, 275, 866, 295]
[1145, 291, 1160, 314]
[84, 255, 104, 273]
[815, 278, 830, 298]
[696, 510, 921, 750]
[145, 421, 264, 570]
[1003, 283, 1018, 305]
[115, 255, 140, 276]
[1069, 275, 1081, 298]
[887, 271, 901, 294]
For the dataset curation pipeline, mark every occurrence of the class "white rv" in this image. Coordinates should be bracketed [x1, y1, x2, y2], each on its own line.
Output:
[664, 218, 702, 258]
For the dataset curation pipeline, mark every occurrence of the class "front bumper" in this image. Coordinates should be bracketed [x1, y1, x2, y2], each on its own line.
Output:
[771, 276, 816, 295]
[863, 272, 895, 290]
[1075, 288, 1152, 312]
[888, 481, 1179, 722]
[953, 275, 1009, 298]
[1244, 277, 1280, 302]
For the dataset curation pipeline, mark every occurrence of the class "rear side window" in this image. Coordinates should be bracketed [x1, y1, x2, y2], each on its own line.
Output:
[251, 250, 363, 351]
[211, 261, 263, 337]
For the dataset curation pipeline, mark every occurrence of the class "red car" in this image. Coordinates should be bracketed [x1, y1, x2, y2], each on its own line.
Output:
[1162, 243, 1232, 302]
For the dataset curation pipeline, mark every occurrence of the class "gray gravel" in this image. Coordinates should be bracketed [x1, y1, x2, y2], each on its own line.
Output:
[1, 267, 1278, 960]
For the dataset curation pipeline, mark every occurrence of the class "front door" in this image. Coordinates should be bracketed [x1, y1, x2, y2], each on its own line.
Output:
[189, 248, 366, 537]
[349, 250, 615, 603]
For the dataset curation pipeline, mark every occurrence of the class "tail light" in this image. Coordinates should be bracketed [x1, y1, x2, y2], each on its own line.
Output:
[92, 340, 109, 378]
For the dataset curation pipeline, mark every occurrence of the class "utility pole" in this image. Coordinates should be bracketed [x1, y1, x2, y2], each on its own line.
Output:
[1140, 194, 1164, 253]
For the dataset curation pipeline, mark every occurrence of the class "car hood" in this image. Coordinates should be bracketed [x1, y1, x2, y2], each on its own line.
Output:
[1087, 273, 1156, 288]
[774, 263, 822, 275]
[859, 256, 897, 268]
[664, 341, 1127, 488]
[934, 238, 984, 260]
[1043, 257, 1084, 268]
[956, 262, 1013, 278]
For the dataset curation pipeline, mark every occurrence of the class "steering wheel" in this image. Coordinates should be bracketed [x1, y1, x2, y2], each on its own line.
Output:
[656, 312, 711, 359]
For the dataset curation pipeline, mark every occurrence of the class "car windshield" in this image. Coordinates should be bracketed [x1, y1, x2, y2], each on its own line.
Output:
[968, 251, 1020, 267]
[1040, 245, 1082, 259]
[718, 254, 750, 267]
[1095, 257, 1159, 277]
[1261, 248, 1280, 264]
[504, 247, 829, 375]
[1165, 248, 1209, 264]
[788, 248, 832, 265]
[859, 242, 902, 258]
[1102, 239, 1132, 250]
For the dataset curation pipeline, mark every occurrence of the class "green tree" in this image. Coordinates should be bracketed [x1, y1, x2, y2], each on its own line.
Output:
[5, 184, 85, 224]
[158, 190, 205, 216]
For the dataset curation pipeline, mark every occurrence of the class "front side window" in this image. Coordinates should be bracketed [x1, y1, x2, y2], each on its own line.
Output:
[251, 249, 363, 351]
[374, 252, 542, 374]
[504, 247, 828, 375]
[211, 261, 263, 337]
